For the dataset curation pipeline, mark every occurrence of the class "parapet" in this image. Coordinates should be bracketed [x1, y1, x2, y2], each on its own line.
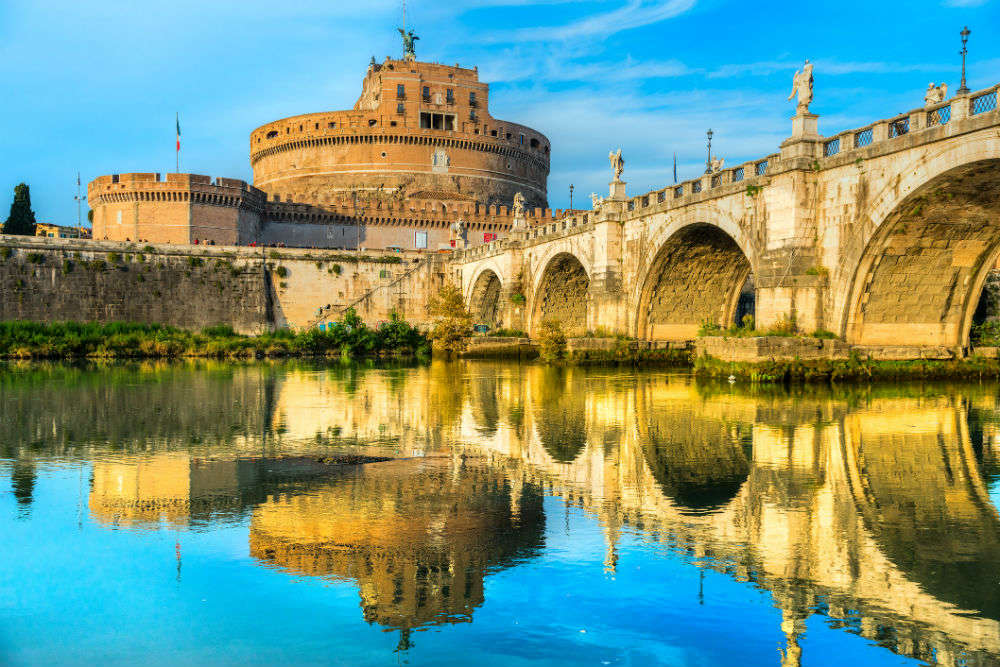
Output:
[89, 173, 267, 210]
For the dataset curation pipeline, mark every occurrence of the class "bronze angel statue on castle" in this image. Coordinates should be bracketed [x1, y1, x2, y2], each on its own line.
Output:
[398, 28, 419, 60]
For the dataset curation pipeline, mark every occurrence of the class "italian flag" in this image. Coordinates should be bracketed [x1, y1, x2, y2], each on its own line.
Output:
[176, 113, 181, 152]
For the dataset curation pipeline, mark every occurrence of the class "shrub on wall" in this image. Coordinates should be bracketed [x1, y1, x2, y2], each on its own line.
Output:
[25, 252, 44, 264]
[274, 265, 288, 278]
[0, 247, 11, 260]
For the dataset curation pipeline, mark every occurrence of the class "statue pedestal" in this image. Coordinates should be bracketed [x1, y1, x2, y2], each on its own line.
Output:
[781, 113, 822, 160]
[608, 180, 627, 201]
[790, 112, 820, 139]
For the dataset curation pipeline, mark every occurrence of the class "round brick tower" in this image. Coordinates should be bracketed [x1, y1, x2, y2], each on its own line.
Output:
[249, 58, 550, 215]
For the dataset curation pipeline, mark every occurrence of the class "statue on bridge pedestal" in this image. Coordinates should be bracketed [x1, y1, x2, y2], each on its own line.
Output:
[924, 82, 948, 107]
[709, 157, 725, 173]
[787, 60, 814, 115]
[450, 218, 467, 248]
[511, 192, 527, 230]
[609, 149, 625, 182]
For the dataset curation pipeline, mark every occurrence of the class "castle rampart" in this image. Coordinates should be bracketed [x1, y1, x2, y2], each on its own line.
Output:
[89, 173, 266, 245]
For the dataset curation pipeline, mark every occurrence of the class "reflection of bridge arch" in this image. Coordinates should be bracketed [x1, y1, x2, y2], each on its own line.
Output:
[468, 268, 503, 329]
[635, 220, 755, 340]
[842, 136, 1000, 347]
[528, 251, 591, 337]
[840, 400, 1000, 624]
[633, 381, 753, 514]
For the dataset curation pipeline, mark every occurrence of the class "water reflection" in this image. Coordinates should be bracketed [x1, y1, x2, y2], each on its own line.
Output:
[3, 361, 1000, 665]
[249, 457, 544, 645]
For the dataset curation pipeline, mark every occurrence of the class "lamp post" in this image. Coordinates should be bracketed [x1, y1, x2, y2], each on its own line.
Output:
[958, 26, 971, 95]
[569, 184, 574, 211]
[705, 129, 713, 174]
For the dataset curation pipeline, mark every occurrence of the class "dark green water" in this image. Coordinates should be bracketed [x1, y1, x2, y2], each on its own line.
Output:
[2, 360, 1000, 666]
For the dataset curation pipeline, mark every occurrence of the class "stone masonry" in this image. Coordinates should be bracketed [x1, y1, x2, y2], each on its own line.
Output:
[455, 80, 1000, 355]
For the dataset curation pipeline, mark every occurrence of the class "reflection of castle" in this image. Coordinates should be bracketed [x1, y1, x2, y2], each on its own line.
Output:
[249, 457, 544, 637]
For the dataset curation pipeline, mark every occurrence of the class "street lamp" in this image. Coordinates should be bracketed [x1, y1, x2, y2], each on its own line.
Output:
[569, 184, 574, 211]
[958, 26, 971, 95]
[705, 129, 713, 174]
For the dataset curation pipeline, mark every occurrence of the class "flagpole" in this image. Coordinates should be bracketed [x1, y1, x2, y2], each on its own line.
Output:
[176, 112, 180, 173]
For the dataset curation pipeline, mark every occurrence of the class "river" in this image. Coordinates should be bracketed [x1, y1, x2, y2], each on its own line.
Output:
[1, 360, 999, 666]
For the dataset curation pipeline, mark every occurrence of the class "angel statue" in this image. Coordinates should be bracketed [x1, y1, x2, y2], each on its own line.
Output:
[787, 60, 814, 114]
[512, 192, 526, 219]
[609, 149, 625, 182]
[924, 82, 948, 107]
[398, 28, 419, 60]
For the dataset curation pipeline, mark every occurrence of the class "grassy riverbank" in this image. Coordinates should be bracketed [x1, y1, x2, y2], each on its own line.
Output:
[0, 314, 428, 360]
[694, 353, 1000, 383]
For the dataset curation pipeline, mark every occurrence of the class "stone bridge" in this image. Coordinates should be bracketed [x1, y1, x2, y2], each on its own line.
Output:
[453, 82, 1000, 352]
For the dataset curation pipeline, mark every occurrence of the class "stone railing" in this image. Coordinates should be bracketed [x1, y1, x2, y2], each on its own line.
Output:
[621, 80, 1000, 218]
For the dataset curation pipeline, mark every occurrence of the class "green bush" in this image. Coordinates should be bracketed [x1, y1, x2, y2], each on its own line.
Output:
[537, 320, 567, 363]
[332, 264, 342, 275]
[61, 259, 73, 274]
[0, 314, 427, 360]
[26, 252, 45, 264]
[0, 247, 11, 260]
[187, 256, 203, 268]
[107, 252, 121, 264]
[274, 265, 288, 278]
[426, 284, 471, 352]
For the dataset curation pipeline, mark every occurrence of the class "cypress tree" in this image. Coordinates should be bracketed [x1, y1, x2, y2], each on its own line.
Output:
[3, 183, 37, 236]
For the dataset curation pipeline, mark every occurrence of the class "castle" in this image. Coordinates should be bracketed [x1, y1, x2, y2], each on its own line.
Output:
[88, 39, 565, 251]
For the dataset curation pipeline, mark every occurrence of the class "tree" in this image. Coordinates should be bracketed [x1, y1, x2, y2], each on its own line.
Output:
[426, 284, 472, 352]
[3, 183, 37, 236]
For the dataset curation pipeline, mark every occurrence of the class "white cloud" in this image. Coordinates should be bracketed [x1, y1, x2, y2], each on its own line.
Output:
[943, 0, 988, 6]
[485, 0, 697, 42]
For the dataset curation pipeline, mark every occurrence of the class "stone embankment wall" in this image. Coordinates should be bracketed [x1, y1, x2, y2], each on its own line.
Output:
[0, 236, 444, 332]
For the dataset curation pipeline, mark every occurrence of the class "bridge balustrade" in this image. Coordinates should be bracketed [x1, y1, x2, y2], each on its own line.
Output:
[927, 104, 951, 126]
[853, 127, 873, 148]
[732, 167, 744, 182]
[824, 138, 840, 157]
[972, 90, 997, 115]
[755, 161, 768, 176]
[674, 185, 683, 198]
[711, 174, 722, 188]
[888, 116, 910, 138]
[691, 180, 703, 194]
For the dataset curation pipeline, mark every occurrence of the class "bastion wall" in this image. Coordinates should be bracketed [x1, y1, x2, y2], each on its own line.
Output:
[0, 236, 444, 333]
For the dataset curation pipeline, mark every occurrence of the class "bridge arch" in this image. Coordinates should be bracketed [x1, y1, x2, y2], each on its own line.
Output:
[635, 220, 754, 340]
[468, 267, 504, 329]
[842, 136, 1000, 347]
[528, 250, 591, 337]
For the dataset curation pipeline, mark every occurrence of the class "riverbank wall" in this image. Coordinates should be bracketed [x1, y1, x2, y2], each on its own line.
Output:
[0, 236, 445, 333]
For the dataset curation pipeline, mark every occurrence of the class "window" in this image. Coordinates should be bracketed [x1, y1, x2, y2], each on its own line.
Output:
[116, 210, 122, 225]
[530, 138, 539, 149]
[414, 231, 428, 249]
[314, 123, 319, 129]
[328, 122, 336, 128]
[490, 130, 498, 137]
[423, 86, 430, 101]
[519, 134, 524, 145]
[397, 103, 406, 115]
[420, 113, 455, 130]
[396, 84, 405, 99]
[446, 88, 454, 104]
[469, 92, 478, 107]
[368, 119, 377, 127]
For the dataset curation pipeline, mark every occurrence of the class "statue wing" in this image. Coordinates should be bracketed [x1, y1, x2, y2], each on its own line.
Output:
[397, 27, 405, 36]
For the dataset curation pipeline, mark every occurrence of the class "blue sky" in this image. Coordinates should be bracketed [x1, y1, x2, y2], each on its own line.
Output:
[1, 0, 998, 225]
